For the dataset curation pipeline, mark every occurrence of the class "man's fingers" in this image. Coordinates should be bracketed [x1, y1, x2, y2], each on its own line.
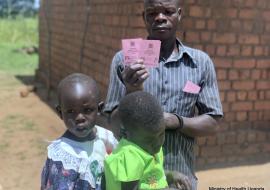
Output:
[133, 71, 149, 85]
[122, 63, 146, 83]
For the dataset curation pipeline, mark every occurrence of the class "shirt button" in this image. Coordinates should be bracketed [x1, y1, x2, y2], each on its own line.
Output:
[164, 80, 168, 84]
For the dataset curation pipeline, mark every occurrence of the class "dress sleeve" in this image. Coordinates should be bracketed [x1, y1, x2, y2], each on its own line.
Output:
[196, 55, 223, 117]
[103, 51, 126, 113]
[105, 149, 144, 182]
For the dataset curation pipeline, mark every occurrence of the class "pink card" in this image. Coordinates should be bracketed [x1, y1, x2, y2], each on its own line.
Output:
[122, 38, 161, 68]
[183, 81, 201, 94]
[139, 40, 161, 68]
[122, 38, 142, 65]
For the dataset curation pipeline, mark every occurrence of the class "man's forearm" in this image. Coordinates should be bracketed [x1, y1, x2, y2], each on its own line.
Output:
[164, 113, 221, 138]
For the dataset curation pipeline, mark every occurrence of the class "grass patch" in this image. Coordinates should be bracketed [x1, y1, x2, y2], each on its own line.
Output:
[0, 18, 38, 75]
[0, 142, 9, 152]
[0, 114, 38, 133]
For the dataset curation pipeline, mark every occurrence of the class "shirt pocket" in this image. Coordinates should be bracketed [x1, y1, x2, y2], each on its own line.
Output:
[177, 91, 199, 116]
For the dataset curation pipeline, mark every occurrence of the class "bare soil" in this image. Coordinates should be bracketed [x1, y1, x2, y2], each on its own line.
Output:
[0, 73, 269, 190]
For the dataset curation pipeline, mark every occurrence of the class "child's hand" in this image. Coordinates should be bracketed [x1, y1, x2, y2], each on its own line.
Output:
[166, 171, 191, 190]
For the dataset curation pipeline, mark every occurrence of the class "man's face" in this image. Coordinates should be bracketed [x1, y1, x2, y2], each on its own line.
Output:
[59, 83, 98, 139]
[143, 0, 181, 41]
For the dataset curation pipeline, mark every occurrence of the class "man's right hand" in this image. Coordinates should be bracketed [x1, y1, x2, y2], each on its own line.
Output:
[121, 59, 149, 94]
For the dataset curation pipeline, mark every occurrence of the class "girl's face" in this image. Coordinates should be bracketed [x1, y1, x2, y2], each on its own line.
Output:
[58, 83, 98, 141]
[129, 120, 165, 155]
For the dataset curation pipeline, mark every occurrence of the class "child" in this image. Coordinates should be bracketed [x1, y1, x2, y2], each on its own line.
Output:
[41, 73, 118, 190]
[104, 91, 191, 190]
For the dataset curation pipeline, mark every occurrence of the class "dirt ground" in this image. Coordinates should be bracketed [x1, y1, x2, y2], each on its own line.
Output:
[0, 73, 269, 190]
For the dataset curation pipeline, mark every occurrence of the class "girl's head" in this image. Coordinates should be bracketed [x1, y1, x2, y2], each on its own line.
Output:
[118, 91, 165, 155]
[56, 73, 102, 141]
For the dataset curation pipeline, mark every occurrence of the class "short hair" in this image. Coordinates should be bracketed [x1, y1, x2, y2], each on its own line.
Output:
[57, 73, 99, 103]
[144, 0, 180, 8]
[118, 91, 163, 131]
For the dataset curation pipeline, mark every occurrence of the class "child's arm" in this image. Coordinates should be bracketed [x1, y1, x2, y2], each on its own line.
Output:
[165, 171, 191, 190]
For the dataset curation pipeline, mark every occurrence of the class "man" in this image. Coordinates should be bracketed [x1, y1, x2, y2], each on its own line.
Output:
[104, 0, 223, 189]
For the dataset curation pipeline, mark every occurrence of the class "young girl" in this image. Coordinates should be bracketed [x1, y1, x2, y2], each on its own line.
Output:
[104, 91, 191, 190]
[41, 73, 118, 190]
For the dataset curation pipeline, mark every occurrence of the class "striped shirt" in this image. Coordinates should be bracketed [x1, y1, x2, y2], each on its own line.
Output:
[104, 39, 223, 190]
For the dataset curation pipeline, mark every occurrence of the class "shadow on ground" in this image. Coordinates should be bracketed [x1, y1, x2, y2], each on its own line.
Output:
[15, 75, 270, 173]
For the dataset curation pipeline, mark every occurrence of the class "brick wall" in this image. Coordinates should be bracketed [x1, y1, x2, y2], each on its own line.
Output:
[37, 0, 270, 169]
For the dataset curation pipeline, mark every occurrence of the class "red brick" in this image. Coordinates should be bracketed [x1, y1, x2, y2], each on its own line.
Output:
[233, 59, 256, 69]
[262, 10, 270, 21]
[236, 112, 248, 121]
[195, 20, 206, 29]
[214, 58, 232, 68]
[207, 20, 216, 30]
[259, 91, 265, 100]
[224, 112, 236, 122]
[242, 144, 261, 154]
[201, 146, 221, 157]
[251, 70, 261, 80]
[241, 46, 253, 56]
[227, 91, 236, 102]
[266, 90, 270, 99]
[239, 9, 257, 19]
[239, 70, 251, 80]
[239, 34, 259, 45]
[200, 32, 212, 42]
[185, 31, 200, 42]
[217, 69, 227, 80]
[131, 16, 145, 27]
[237, 91, 248, 101]
[257, 81, 270, 90]
[227, 45, 240, 56]
[228, 70, 239, 80]
[189, 6, 211, 18]
[254, 46, 264, 56]
[218, 81, 231, 90]
[248, 91, 258, 101]
[257, 59, 270, 69]
[216, 46, 227, 56]
[232, 81, 255, 90]
[213, 33, 236, 44]
[237, 131, 247, 144]
[220, 91, 225, 102]
[249, 111, 258, 121]
[231, 102, 253, 111]
[244, 0, 258, 7]
[206, 136, 217, 146]
[197, 137, 206, 146]
[254, 101, 270, 110]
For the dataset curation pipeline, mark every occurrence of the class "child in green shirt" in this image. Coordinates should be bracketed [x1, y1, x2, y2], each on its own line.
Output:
[104, 91, 191, 190]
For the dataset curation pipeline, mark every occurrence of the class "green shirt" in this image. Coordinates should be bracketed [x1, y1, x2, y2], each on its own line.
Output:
[104, 139, 168, 190]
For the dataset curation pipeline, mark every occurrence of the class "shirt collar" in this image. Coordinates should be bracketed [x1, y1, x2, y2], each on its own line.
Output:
[164, 39, 197, 66]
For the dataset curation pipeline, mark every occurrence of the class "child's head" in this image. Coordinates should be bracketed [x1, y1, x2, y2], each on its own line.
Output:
[118, 91, 165, 155]
[56, 73, 101, 140]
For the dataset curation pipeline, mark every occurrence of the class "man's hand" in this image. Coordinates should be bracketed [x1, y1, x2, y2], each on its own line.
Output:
[166, 171, 192, 190]
[121, 60, 149, 94]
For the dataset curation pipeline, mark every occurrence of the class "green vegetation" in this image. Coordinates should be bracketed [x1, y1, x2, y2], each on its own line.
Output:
[0, 17, 38, 75]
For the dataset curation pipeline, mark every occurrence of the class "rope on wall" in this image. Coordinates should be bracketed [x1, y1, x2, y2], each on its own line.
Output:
[43, 0, 52, 99]
[79, 0, 91, 72]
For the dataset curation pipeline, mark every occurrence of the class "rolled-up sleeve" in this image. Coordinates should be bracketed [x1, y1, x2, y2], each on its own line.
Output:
[104, 51, 126, 113]
[196, 55, 223, 117]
